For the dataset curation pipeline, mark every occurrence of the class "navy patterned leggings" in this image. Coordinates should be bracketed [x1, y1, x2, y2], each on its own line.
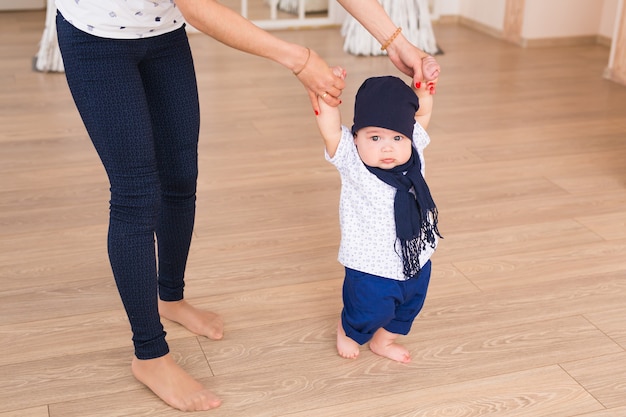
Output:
[57, 14, 200, 360]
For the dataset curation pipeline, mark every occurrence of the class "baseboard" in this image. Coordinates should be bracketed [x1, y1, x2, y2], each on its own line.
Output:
[596, 34, 613, 48]
[433, 15, 460, 25]
[457, 16, 611, 49]
[521, 35, 599, 48]
[458, 16, 503, 41]
[603, 66, 626, 86]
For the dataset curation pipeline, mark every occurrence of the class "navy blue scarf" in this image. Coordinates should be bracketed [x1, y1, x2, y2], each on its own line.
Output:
[366, 147, 441, 277]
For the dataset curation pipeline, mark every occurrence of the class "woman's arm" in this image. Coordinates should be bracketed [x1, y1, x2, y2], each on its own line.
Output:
[337, 0, 441, 86]
[176, 0, 345, 112]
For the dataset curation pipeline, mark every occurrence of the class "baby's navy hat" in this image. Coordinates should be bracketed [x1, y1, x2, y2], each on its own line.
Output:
[351, 76, 419, 139]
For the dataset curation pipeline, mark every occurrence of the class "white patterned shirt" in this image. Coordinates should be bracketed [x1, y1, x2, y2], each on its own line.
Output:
[325, 122, 437, 281]
[56, 0, 184, 39]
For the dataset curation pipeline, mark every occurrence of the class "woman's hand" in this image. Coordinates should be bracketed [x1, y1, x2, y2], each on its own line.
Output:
[385, 36, 440, 89]
[294, 48, 346, 115]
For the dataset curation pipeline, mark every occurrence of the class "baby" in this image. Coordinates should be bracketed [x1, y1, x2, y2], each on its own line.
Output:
[315, 59, 441, 362]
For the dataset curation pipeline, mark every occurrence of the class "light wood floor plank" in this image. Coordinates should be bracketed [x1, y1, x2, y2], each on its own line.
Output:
[584, 306, 626, 349]
[454, 239, 626, 290]
[577, 406, 626, 417]
[285, 366, 603, 417]
[0, 407, 50, 417]
[561, 352, 626, 409]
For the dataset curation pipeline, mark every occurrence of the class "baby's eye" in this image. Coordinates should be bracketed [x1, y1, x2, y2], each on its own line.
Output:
[370, 135, 381, 141]
[393, 135, 403, 141]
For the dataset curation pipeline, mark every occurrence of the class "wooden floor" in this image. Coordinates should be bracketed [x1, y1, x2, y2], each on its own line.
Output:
[2, 9, 626, 417]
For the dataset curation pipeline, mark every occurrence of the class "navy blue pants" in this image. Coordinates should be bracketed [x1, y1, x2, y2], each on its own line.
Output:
[57, 14, 200, 359]
[341, 261, 431, 345]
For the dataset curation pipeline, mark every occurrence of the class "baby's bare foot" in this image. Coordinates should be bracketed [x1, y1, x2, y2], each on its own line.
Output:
[131, 354, 221, 411]
[159, 299, 223, 340]
[369, 327, 411, 363]
[369, 341, 412, 363]
[336, 319, 360, 359]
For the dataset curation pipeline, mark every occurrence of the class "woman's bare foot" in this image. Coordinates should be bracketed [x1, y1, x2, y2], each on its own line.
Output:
[158, 299, 223, 340]
[131, 354, 221, 411]
[369, 327, 411, 363]
[336, 319, 360, 359]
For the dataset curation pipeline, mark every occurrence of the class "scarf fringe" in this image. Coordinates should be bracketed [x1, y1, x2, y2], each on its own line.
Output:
[399, 208, 440, 277]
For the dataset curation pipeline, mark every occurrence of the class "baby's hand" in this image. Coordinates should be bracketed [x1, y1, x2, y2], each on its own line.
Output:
[420, 56, 440, 94]
[422, 56, 440, 81]
[331, 66, 346, 81]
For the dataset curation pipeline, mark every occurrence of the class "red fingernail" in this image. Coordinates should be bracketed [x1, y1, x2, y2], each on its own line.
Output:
[415, 82, 421, 88]
[315, 110, 319, 116]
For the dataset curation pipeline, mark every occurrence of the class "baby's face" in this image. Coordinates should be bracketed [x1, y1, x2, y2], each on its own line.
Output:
[354, 126, 412, 169]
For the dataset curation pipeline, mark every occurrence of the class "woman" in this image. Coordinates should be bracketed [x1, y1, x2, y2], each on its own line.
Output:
[55, 0, 439, 411]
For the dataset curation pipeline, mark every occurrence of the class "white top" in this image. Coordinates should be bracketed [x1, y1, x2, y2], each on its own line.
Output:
[326, 122, 437, 281]
[56, 0, 185, 39]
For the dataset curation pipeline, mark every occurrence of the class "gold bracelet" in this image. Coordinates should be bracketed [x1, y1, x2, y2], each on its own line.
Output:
[380, 27, 402, 51]
[293, 47, 311, 76]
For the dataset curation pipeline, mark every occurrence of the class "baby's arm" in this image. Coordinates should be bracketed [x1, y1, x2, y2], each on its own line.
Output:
[414, 57, 437, 130]
[315, 67, 346, 158]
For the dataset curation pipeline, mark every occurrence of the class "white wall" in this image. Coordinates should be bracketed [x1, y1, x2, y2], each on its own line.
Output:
[522, 0, 603, 39]
[600, 0, 620, 38]
[459, 0, 506, 31]
[436, 0, 461, 16]
[0, 0, 44, 10]
[435, 0, 617, 40]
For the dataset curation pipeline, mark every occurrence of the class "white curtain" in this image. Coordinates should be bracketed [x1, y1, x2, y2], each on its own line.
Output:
[276, 0, 328, 13]
[34, 0, 64, 72]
